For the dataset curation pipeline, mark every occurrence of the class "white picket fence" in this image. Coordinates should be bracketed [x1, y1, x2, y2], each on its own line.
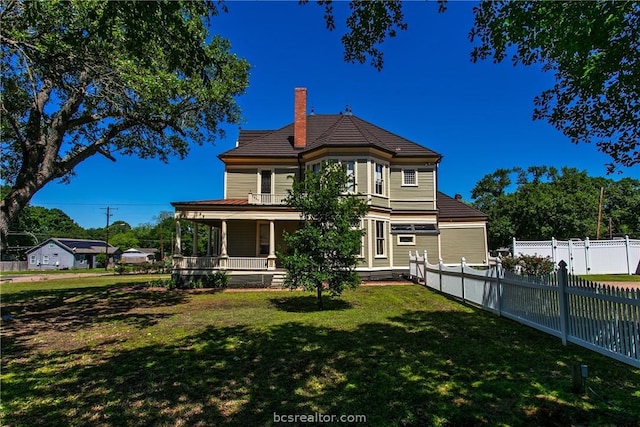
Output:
[409, 250, 640, 368]
[513, 236, 640, 275]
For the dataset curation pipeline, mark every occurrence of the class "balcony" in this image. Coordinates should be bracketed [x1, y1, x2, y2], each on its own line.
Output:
[248, 193, 288, 205]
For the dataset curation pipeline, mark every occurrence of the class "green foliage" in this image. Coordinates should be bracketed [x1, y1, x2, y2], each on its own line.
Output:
[148, 277, 177, 290]
[472, 166, 640, 249]
[305, 0, 445, 70]
[205, 271, 229, 289]
[0, 0, 249, 239]
[108, 231, 139, 251]
[95, 253, 107, 268]
[470, 1, 639, 171]
[281, 162, 368, 309]
[502, 254, 555, 277]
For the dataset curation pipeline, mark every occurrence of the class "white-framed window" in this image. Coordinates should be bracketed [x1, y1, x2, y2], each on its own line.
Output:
[345, 160, 356, 192]
[48, 243, 54, 249]
[375, 163, 384, 195]
[397, 235, 416, 246]
[312, 159, 357, 192]
[30, 255, 37, 264]
[375, 220, 386, 257]
[402, 169, 417, 186]
[42, 255, 49, 265]
[259, 170, 272, 194]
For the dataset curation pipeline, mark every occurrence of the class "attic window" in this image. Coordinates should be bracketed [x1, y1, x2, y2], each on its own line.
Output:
[402, 169, 417, 186]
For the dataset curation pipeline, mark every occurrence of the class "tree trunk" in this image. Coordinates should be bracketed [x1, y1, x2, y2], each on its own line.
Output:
[316, 284, 323, 310]
[0, 186, 36, 249]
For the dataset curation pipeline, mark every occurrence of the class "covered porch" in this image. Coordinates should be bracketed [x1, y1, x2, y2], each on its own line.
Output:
[170, 200, 301, 284]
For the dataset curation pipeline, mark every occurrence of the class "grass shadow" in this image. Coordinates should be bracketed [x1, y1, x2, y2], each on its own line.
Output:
[268, 295, 353, 312]
[1, 283, 189, 354]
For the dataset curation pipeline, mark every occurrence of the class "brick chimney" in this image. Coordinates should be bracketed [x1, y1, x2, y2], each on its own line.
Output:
[294, 87, 307, 149]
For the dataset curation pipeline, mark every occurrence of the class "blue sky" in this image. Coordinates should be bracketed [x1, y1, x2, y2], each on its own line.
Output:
[29, 1, 640, 229]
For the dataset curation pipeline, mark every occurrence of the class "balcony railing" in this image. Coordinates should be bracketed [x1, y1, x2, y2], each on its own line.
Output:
[248, 193, 288, 205]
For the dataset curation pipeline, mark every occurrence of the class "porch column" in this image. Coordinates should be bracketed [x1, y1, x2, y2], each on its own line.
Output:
[192, 222, 198, 256]
[206, 225, 212, 256]
[219, 220, 228, 269]
[174, 220, 182, 256]
[267, 219, 276, 270]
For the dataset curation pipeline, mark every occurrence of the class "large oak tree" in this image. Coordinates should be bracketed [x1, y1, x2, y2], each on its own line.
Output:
[0, 0, 249, 242]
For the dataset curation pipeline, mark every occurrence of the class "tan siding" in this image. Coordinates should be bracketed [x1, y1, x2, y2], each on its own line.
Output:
[274, 168, 297, 195]
[356, 159, 367, 193]
[373, 256, 390, 268]
[227, 220, 256, 256]
[390, 201, 436, 210]
[226, 169, 257, 198]
[370, 195, 388, 208]
[390, 167, 434, 200]
[440, 227, 487, 264]
[392, 234, 439, 266]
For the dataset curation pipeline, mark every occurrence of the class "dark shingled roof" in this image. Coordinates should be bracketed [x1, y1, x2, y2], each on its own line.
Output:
[171, 199, 249, 207]
[27, 238, 120, 254]
[220, 114, 441, 159]
[437, 192, 487, 220]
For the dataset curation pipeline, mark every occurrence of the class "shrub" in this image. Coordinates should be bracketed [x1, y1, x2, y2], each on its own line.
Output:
[500, 254, 555, 276]
[204, 270, 229, 289]
[148, 278, 177, 289]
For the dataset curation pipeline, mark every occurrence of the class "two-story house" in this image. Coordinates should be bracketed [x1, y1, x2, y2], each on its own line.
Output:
[171, 88, 488, 286]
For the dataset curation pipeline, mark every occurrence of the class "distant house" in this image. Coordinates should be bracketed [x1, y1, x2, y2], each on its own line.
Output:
[120, 248, 160, 264]
[25, 238, 121, 270]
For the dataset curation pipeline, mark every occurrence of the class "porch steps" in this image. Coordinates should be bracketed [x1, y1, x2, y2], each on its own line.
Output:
[270, 271, 287, 288]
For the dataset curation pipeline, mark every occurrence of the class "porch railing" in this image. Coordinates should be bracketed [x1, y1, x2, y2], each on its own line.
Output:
[228, 257, 268, 270]
[174, 256, 268, 271]
[248, 193, 287, 205]
[174, 256, 220, 269]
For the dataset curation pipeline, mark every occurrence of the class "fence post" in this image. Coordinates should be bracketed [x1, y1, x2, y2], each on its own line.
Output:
[422, 250, 428, 283]
[625, 235, 631, 275]
[551, 237, 557, 265]
[558, 260, 569, 345]
[584, 237, 591, 274]
[423, 250, 428, 285]
[439, 257, 443, 292]
[496, 257, 502, 317]
[461, 257, 466, 302]
[568, 240, 574, 275]
[513, 237, 517, 256]
[408, 251, 413, 280]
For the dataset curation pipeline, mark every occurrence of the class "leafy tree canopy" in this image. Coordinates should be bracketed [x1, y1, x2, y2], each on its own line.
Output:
[312, 1, 638, 171]
[471, 166, 640, 249]
[470, 1, 639, 172]
[281, 162, 368, 310]
[0, 0, 249, 241]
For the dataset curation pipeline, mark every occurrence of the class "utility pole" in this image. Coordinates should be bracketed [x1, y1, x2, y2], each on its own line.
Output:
[159, 223, 164, 261]
[596, 187, 604, 239]
[100, 207, 117, 270]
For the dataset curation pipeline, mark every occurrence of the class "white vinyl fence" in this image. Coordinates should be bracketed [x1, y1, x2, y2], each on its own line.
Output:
[409, 251, 640, 368]
[513, 236, 640, 275]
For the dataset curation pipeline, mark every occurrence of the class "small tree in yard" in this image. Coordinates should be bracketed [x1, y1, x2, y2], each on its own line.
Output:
[281, 162, 368, 310]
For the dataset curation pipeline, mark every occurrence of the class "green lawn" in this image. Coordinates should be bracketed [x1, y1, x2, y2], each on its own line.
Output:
[578, 274, 640, 282]
[1, 277, 639, 426]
